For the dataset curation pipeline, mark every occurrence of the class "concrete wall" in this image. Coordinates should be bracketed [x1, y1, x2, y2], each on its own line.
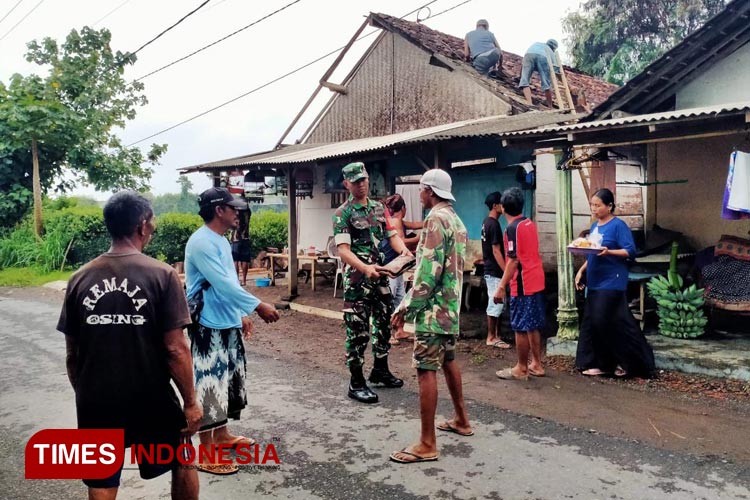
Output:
[655, 134, 750, 249]
[676, 42, 750, 109]
[306, 32, 512, 143]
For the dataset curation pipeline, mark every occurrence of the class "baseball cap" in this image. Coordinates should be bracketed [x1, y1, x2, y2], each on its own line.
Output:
[476, 19, 489, 27]
[420, 169, 455, 202]
[342, 162, 369, 182]
[198, 187, 248, 210]
[546, 39, 559, 51]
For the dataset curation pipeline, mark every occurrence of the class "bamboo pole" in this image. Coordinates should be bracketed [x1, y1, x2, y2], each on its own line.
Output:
[546, 53, 564, 109]
[556, 52, 575, 111]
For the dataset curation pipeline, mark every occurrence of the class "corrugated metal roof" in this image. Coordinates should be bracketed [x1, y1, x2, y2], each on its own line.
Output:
[501, 102, 750, 138]
[180, 111, 574, 172]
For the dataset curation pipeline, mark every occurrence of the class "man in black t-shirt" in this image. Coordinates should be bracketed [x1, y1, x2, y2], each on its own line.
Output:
[481, 192, 510, 349]
[58, 191, 201, 499]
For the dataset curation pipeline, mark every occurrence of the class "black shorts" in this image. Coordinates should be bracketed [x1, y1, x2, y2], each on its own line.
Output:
[83, 429, 185, 489]
[231, 239, 252, 262]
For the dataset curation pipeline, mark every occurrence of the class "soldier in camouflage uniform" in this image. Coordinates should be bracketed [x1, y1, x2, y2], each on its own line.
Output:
[390, 169, 473, 464]
[333, 162, 411, 404]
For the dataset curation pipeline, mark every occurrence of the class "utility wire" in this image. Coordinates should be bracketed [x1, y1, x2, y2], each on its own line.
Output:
[130, 0, 211, 56]
[92, 0, 131, 28]
[0, 0, 44, 42]
[427, 0, 473, 18]
[0, 0, 25, 27]
[135, 0, 303, 81]
[126, 0, 468, 146]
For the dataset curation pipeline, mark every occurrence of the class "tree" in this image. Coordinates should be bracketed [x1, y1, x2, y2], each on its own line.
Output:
[149, 177, 199, 215]
[0, 27, 166, 234]
[563, 0, 728, 85]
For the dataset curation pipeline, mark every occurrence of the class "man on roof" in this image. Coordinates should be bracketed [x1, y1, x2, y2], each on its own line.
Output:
[463, 19, 503, 77]
[518, 39, 561, 108]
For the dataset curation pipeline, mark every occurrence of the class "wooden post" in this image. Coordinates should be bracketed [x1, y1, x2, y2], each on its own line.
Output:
[552, 151, 579, 339]
[645, 143, 658, 239]
[286, 166, 299, 300]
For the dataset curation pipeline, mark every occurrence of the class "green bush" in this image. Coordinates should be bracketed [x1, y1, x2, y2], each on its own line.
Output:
[249, 210, 288, 256]
[145, 213, 202, 264]
[45, 206, 109, 269]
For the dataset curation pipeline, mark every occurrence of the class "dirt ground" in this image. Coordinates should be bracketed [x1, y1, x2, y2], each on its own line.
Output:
[11, 281, 750, 466]
[244, 279, 750, 465]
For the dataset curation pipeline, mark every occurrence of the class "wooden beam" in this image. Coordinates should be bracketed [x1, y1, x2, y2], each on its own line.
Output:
[275, 17, 370, 147]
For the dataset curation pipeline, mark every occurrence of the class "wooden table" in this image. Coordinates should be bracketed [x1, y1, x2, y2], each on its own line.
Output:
[267, 253, 333, 291]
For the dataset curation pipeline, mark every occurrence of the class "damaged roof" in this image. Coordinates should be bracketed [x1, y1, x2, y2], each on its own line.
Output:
[369, 12, 619, 111]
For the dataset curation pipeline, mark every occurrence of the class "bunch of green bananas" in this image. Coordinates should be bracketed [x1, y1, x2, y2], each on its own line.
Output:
[646, 274, 707, 338]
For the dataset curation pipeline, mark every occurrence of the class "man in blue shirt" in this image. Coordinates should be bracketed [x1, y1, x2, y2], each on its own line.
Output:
[463, 19, 503, 76]
[185, 187, 280, 475]
[518, 39, 560, 108]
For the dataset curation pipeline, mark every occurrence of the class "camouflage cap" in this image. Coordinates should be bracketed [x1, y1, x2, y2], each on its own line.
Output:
[342, 162, 369, 182]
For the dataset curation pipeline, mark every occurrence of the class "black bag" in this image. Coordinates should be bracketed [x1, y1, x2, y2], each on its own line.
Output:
[187, 281, 211, 333]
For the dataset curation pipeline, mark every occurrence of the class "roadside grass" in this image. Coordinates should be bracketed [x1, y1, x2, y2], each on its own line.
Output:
[0, 267, 73, 287]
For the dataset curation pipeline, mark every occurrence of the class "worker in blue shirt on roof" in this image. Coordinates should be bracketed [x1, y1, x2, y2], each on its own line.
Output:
[518, 39, 560, 108]
[463, 19, 503, 77]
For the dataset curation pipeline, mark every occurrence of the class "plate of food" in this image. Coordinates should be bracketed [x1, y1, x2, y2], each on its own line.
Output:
[567, 238, 603, 255]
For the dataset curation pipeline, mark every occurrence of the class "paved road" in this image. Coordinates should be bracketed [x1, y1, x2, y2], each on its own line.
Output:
[1, 294, 749, 499]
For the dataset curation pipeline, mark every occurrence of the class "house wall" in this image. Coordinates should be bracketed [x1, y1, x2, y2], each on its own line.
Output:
[535, 153, 645, 270]
[306, 32, 512, 143]
[535, 153, 591, 271]
[655, 134, 750, 249]
[676, 42, 750, 109]
[297, 164, 336, 251]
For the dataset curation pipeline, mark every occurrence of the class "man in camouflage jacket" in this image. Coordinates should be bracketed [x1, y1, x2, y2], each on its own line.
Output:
[390, 169, 473, 464]
[333, 162, 411, 404]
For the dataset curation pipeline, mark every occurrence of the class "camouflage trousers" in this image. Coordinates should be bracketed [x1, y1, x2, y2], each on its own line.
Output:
[343, 269, 393, 368]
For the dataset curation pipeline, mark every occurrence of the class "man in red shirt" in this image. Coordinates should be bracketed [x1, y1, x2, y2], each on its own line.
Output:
[493, 187, 546, 380]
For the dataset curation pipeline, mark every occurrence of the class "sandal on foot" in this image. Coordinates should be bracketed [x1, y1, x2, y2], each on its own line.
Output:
[614, 366, 627, 377]
[582, 368, 608, 376]
[389, 448, 439, 464]
[197, 463, 239, 475]
[436, 420, 474, 436]
[496, 368, 528, 381]
[528, 368, 546, 377]
[488, 340, 512, 349]
[221, 435, 256, 447]
[389, 337, 400, 346]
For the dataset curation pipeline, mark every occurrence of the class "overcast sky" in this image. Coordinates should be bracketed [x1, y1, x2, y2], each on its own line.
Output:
[0, 0, 583, 198]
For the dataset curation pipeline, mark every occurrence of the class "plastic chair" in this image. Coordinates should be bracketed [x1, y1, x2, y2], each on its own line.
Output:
[327, 236, 345, 298]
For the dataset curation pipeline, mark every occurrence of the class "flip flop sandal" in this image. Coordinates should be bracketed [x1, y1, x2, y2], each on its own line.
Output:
[528, 368, 546, 377]
[488, 340, 512, 349]
[197, 463, 239, 475]
[436, 420, 474, 436]
[222, 436, 256, 447]
[389, 448, 439, 464]
[582, 368, 608, 376]
[614, 367, 628, 377]
[389, 338, 400, 346]
[495, 368, 528, 381]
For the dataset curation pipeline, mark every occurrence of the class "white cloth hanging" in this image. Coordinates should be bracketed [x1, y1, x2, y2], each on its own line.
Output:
[727, 150, 750, 213]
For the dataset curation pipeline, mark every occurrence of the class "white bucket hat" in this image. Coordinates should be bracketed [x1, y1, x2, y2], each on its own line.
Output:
[420, 169, 455, 202]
